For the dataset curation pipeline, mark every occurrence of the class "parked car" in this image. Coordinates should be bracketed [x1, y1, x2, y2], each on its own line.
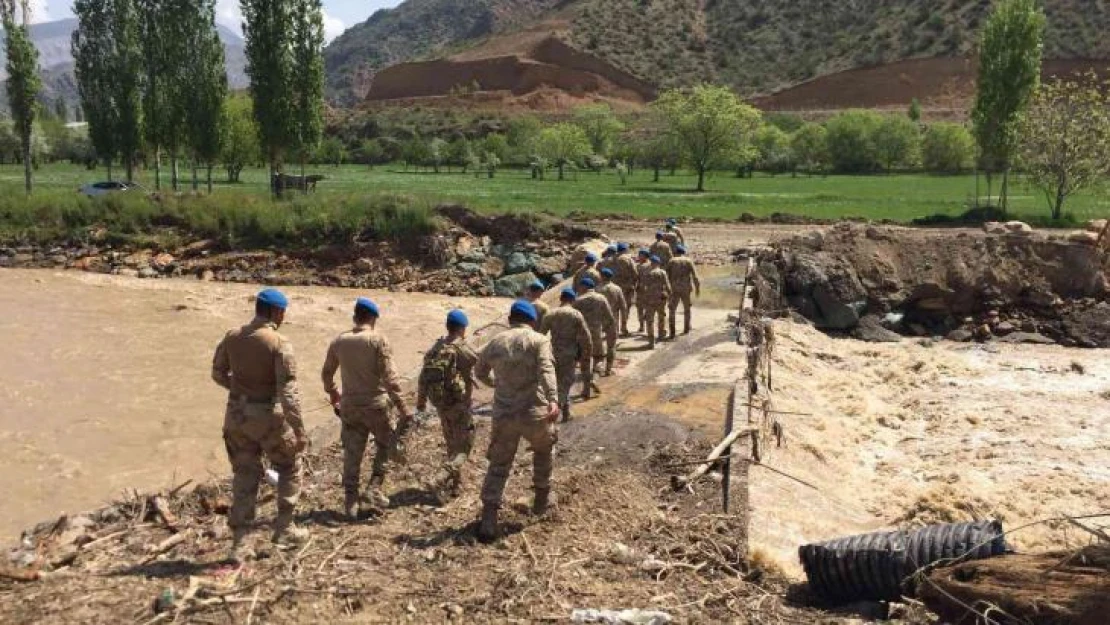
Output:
[79, 181, 145, 197]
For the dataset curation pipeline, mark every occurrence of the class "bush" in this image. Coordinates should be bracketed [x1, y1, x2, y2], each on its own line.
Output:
[872, 115, 922, 172]
[922, 123, 976, 174]
[825, 110, 883, 173]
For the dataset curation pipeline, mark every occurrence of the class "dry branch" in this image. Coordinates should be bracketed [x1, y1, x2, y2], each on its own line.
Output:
[671, 427, 758, 491]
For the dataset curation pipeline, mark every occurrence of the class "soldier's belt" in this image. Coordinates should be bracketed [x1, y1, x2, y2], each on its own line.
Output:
[230, 393, 276, 404]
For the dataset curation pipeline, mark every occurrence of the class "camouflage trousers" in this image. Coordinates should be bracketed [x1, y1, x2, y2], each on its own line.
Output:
[552, 350, 579, 407]
[635, 291, 647, 330]
[668, 291, 693, 336]
[644, 303, 668, 343]
[436, 401, 474, 468]
[222, 399, 301, 531]
[339, 401, 394, 498]
[480, 415, 558, 507]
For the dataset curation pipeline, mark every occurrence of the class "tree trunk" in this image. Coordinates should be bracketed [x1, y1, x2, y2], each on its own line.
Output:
[653, 166, 660, 183]
[22, 138, 31, 194]
[1054, 185, 1066, 221]
[207, 165, 213, 194]
[192, 161, 199, 192]
[125, 157, 134, 183]
[696, 167, 706, 192]
[106, 160, 113, 182]
[153, 147, 161, 191]
[171, 154, 179, 192]
[1000, 169, 1010, 214]
[558, 163, 565, 181]
[301, 160, 307, 195]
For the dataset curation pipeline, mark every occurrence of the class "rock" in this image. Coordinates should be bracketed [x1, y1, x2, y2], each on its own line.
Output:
[494, 271, 539, 298]
[138, 266, 158, 279]
[1085, 219, 1108, 233]
[532, 255, 565, 278]
[908, 323, 928, 337]
[1068, 231, 1099, 245]
[198, 269, 216, 282]
[459, 250, 487, 264]
[503, 251, 534, 275]
[456, 262, 483, 276]
[997, 332, 1056, 345]
[117, 267, 139, 278]
[1004, 221, 1033, 235]
[151, 253, 175, 270]
[975, 324, 993, 340]
[454, 235, 479, 257]
[852, 316, 902, 343]
[354, 258, 375, 274]
[71, 256, 102, 271]
[812, 285, 862, 330]
[482, 257, 505, 277]
[994, 321, 1016, 336]
[983, 221, 1008, 235]
[122, 250, 152, 268]
[0, 256, 12, 268]
[49, 254, 69, 265]
[947, 328, 974, 342]
[182, 239, 216, 255]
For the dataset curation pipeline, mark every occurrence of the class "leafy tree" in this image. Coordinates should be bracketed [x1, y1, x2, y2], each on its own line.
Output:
[290, 0, 325, 185]
[653, 85, 762, 192]
[429, 137, 448, 173]
[2, 0, 42, 194]
[1017, 74, 1110, 220]
[138, 0, 175, 189]
[73, 0, 119, 179]
[506, 115, 542, 163]
[573, 103, 624, 156]
[481, 133, 509, 163]
[753, 124, 794, 175]
[791, 122, 828, 174]
[872, 114, 922, 173]
[447, 136, 470, 170]
[908, 98, 922, 122]
[242, 0, 296, 192]
[220, 94, 260, 182]
[185, 0, 227, 193]
[972, 0, 1044, 209]
[0, 121, 18, 163]
[538, 123, 591, 181]
[402, 136, 430, 171]
[825, 110, 882, 173]
[316, 136, 346, 166]
[922, 123, 975, 174]
[357, 138, 385, 168]
[112, 0, 143, 182]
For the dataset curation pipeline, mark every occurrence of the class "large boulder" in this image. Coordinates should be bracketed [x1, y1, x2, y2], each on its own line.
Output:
[852, 315, 902, 343]
[503, 251, 534, 275]
[494, 271, 539, 298]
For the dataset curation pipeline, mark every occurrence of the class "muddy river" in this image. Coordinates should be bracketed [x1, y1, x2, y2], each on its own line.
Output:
[0, 269, 506, 541]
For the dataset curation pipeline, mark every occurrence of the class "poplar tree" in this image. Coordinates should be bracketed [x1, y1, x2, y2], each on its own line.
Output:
[185, 0, 227, 193]
[112, 0, 144, 182]
[241, 0, 295, 194]
[290, 0, 324, 188]
[2, 0, 41, 194]
[73, 0, 119, 179]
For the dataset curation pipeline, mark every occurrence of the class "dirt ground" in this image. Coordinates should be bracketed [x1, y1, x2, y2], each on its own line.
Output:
[1, 222, 1108, 623]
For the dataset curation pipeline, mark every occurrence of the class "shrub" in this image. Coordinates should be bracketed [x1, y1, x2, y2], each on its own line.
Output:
[824, 110, 883, 173]
[922, 123, 976, 174]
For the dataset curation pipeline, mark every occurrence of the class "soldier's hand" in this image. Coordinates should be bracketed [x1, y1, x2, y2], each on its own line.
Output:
[294, 431, 309, 453]
[546, 402, 560, 423]
[328, 389, 342, 410]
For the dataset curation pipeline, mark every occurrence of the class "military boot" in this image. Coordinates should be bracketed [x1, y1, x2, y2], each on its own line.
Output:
[560, 402, 571, 423]
[684, 317, 692, 335]
[581, 376, 593, 400]
[227, 528, 253, 564]
[604, 354, 615, 377]
[477, 505, 499, 543]
[343, 493, 359, 521]
[272, 515, 310, 548]
[669, 318, 677, 340]
[532, 488, 551, 516]
[361, 474, 390, 514]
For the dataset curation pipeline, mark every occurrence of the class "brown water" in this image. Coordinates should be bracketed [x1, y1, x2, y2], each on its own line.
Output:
[0, 269, 506, 541]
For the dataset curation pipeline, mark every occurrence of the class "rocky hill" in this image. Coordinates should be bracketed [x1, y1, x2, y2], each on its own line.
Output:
[325, 0, 1110, 107]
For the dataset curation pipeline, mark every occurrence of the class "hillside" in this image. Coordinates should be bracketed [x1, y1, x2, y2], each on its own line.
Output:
[325, 0, 1110, 108]
[0, 18, 247, 119]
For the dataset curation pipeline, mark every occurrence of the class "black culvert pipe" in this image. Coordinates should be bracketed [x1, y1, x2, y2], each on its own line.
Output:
[799, 521, 1008, 603]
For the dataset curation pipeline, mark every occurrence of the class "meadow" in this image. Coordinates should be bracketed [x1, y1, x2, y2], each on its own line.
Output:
[0, 162, 1107, 241]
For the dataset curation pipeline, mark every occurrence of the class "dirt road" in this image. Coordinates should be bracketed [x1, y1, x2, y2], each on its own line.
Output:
[0, 269, 506, 541]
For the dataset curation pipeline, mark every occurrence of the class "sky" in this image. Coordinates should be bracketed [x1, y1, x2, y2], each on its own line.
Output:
[33, 0, 406, 43]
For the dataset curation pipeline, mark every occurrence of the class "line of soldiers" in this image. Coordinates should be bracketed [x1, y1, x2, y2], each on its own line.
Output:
[210, 220, 700, 557]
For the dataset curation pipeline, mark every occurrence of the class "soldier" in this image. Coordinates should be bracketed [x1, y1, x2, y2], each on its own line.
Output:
[596, 268, 627, 373]
[322, 298, 413, 520]
[612, 243, 638, 337]
[635, 249, 652, 333]
[598, 244, 618, 276]
[416, 310, 479, 502]
[211, 288, 309, 561]
[665, 219, 686, 248]
[573, 278, 617, 395]
[540, 289, 592, 422]
[642, 255, 672, 349]
[574, 252, 603, 288]
[650, 232, 673, 267]
[525, 280, 549, 328]
[475, 300, 560, 542]
[666, 245, 701, 338]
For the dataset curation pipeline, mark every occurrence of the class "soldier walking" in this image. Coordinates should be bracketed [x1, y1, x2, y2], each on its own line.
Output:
[416, 310, 479, 502]
[635, 249, 652, 333]
[525, 280, 549, 328]
[612, 243, 638, 337]
[540, 289, 592, 422]
[664, 219, 686, 248]
[211, 288, 309, 561]
[666, 245, 701, 338]
[573, 278, 617, 396]
[475, 301, 560, 542]
[597, 268, 627, 372]
[574, 252, 603, 288]
[650, 232, 674, 267]
[321, 298, 413, 520]
[642, 255, 672, 349]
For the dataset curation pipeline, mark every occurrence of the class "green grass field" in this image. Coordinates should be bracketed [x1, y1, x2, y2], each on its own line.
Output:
[1, 163, 1107, 224]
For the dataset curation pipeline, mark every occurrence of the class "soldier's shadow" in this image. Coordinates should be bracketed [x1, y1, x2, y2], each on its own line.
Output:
[393, 520, 525, 550]
[390, 487, 442, 509]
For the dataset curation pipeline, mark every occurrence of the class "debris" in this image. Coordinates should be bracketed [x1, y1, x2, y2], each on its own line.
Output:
[571, 608, 673, 624]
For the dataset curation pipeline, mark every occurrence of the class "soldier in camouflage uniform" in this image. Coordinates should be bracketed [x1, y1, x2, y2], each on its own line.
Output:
[573, 252, 603, 288]
[322, 298, 412, 520]
[598, 244, 618, 276]
[540, 289, 592, 422]
[525, 281, 549, 328]
[642, 255, 672, 349]
[663, 219, 686, 249]
[596, 268, 627, 374]
[475, 301, 560, 542]
[666, 245, 701, 338]
[417, 310, 479, 502]
[635, 249, 652, 333]
[211, 288, 309, 561]
[650, 232, 674, 267]
[573, 278, 617, 399]
[612, 243, 638, 336]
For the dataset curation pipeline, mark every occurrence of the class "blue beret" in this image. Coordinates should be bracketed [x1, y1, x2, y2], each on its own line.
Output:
[585, 253, 598, 264]
[257, 288, 288, 310]
[528, 280, 545, 292]
[580, 277, 596, 288]
[560, 288, 577, 301]
[600, 268, 614, 278]
[446, 309, 469, 327]
[606, 244, 617, 254]
[676, 245, 687, 254]
[355, 297, 380, 317]
[638, 249, 650, 257]
[655, 232, 664, 239]
[667, 218, 678, 225]
[617, 242, 630, 252]
[510, 300, 537, 321]
[650, 255, 662, 264]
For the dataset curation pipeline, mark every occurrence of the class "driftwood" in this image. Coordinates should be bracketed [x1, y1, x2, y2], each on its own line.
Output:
[150, 495, 178, 530]
[671, 426, 759, 491]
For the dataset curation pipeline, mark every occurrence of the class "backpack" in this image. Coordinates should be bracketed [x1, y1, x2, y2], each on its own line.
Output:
[420, 341, 465, 406]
